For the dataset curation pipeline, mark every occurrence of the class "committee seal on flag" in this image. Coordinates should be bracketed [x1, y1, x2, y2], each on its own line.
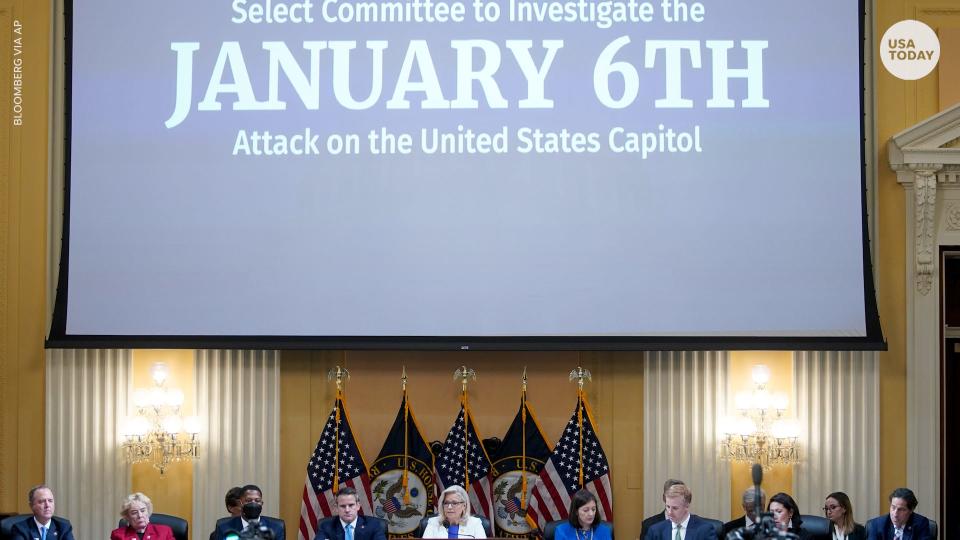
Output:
[371, 468, 429, 536]
[493, 471, 540, 534]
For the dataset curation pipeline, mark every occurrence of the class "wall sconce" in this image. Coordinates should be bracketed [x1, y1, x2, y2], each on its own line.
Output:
[720, 364, 800, 469]
[121, 362, 201, 474]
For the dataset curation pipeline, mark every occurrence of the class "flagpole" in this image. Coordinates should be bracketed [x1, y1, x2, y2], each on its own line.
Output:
[569, 366, 591, 490]
[402, 366, 411, 504]
[328, 366, 350, 495]
[520, 366, 528, 509]
[454, 366, 476, 492]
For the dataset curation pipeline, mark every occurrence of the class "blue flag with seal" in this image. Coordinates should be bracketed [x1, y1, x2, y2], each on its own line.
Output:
[370, 389, 436, 538]
[490, 382, 552, 537]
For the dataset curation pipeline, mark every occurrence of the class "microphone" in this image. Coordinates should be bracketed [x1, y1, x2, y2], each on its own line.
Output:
[440, 519, 475, 538]
[751, 463, 763, 486]
[752, 463, 763, 515]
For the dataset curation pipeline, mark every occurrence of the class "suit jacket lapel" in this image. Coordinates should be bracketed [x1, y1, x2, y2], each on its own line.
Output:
[353, 517, 363, 540]
[26, 520, 41, 540]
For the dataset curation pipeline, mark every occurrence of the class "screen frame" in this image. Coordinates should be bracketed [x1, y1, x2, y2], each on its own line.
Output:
[45, 0, 885, 351]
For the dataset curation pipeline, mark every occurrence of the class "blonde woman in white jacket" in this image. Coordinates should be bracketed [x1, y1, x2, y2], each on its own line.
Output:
[422, 486, 487, 539]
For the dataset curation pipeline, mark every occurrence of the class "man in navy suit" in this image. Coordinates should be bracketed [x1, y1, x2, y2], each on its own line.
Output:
[641, 479, 686, 540]
[865, 488, 931, 540]
[9, 485, 75, 540]
[318, 487, 386, 540]
[647, 484, 718, 540]
[214, 485, 285, 540]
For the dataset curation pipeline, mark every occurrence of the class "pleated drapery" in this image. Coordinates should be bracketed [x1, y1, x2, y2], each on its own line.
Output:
[643, 351, 730, 520]
[793, 351, 880, 523]
[193, 350, 281, 538]
[46, 349, 132, 540]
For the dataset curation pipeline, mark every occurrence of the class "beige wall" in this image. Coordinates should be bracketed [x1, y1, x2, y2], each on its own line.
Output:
[0, 0, 50, 515]
[1, 0, 959, 535]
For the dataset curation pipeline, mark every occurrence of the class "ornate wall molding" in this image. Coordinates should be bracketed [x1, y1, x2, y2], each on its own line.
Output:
[910, 164, 943, 295]
[888, 102, 960, 524]
[945, 203, 960, 231]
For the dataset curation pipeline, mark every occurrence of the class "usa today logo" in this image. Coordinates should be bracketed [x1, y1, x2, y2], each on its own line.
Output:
[881, 20, 941, 80]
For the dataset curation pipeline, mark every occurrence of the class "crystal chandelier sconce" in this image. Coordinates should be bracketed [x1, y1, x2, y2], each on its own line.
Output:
[121, 362, 201, 474]
[720, 365, 801, 469]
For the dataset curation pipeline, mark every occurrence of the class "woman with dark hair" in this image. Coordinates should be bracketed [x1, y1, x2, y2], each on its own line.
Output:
[768, 492, 810, 540]
[553, 489, 612, 540]
[824, 492, 866, 540]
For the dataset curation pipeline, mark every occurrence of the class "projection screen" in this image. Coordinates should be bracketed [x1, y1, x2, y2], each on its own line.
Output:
[48, 0, 884, 349]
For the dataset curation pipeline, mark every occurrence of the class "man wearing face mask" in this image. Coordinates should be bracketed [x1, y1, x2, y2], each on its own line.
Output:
[214, 485, 286, 540]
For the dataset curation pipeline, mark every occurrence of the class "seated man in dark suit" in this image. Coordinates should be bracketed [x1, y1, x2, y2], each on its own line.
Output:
[641, 479, 685, 540]
[722, 487, 765, 538]
[210, 487, 244, 540]
[9, 485, 74, 540]
[865, 488, 931, 540]
[647, 484, 718, 540]
[318, 487, 386, 540]
[214, 484, 285, 540]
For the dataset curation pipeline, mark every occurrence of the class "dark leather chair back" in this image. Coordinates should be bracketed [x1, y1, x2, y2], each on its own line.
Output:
[543, 520, 614, 540]
[543, 520, 564, 540]
[415, 514, 493, 538]
[798, 515, 830, 540]
[929, 519, 938, 540]
[0, 515, 34, 540]
[701, 518, 723, 540]
[119, 513, 188, 540]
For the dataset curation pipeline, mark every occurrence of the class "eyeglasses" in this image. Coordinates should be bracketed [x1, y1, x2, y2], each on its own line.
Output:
[823, 505, 841, 513]
[127, 508, 149, 517]
[442, 501, 465, 508]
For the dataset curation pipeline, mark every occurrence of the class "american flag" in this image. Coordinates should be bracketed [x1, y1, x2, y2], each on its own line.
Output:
[435, 403, 495, 526]
[526, 393, 613, 529]
[298, 396, 374, 540]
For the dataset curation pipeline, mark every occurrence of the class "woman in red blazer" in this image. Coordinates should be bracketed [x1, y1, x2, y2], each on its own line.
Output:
[110, 493, 175, 540]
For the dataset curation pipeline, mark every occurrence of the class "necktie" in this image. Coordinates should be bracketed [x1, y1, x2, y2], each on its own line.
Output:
[894, 527, 903, 540]
[674, 525, 682, 540]
[40, 526, 47, 540]
[346, 523, 354, 540]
